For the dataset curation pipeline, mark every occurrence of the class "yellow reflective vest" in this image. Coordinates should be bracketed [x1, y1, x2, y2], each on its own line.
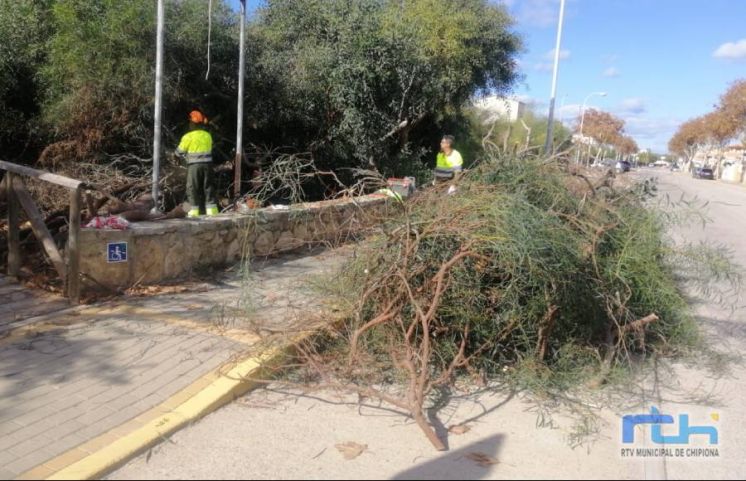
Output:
[177, 129, 213, 164]
[435, 150, 463, 178]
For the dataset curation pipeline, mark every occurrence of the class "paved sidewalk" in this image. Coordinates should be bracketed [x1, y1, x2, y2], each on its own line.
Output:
[0, 247, 350, 479]
[0, 276, 69, 334]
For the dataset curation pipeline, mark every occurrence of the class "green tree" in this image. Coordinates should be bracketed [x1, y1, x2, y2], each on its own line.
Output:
[637, 150, 660, 165]
[0, 0, 52, 160]
[2, 0, 521, 196]
[249, 0, 522, 177]
[41, 0, 154, 161]
[41, 0, 239, 164]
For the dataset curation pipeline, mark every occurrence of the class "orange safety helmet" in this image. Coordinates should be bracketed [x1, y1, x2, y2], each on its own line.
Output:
[189, 110, 207, 125]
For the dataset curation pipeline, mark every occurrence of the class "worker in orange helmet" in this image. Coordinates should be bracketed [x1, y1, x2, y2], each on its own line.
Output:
[175, 110, 218, 217]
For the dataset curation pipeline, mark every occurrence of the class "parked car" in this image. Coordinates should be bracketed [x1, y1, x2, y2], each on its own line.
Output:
[692, 167, 714, 179]
[615, 160, 631, 173]
[591, 160, 611, 169]
[669, 163, 681, 172]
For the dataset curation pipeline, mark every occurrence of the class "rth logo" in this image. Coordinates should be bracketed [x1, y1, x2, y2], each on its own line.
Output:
[622, 407, 719, 445]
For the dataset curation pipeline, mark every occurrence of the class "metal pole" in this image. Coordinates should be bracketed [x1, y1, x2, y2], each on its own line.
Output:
[234, 0, 247, 200]
[577, 91, 606, 164]
[577, 96, 591, 165]
[151, 0, 165, 213]
[544, 0, 566, 155]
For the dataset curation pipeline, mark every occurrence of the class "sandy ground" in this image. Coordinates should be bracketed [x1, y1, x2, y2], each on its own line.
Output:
[110, 170, 746, 480]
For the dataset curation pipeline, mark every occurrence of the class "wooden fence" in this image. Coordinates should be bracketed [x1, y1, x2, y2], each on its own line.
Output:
[0, 160, 84, 303]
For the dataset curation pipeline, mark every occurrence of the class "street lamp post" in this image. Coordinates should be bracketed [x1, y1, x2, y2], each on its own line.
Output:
[151, 0, 165, 213]
[234, 0, 246, 200]
[543, 0, 566, 155]
[576, 91, 607, 164]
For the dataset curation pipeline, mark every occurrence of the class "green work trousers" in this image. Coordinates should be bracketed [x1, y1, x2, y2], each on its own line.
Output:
[186, 163, 216, 214]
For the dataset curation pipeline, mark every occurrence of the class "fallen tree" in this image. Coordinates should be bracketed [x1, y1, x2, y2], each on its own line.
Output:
[282, 149, 739, 450]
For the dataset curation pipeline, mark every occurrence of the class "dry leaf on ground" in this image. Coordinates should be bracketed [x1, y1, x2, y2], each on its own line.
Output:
[465, 452, 499, 467]
[448, 424, 471, 435]
[335, 442, 367, 460]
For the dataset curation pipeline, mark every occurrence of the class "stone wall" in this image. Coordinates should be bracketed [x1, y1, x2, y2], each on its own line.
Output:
[78, 195, 389, 290]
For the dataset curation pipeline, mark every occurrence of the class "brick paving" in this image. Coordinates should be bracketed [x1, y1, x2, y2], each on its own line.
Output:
[0, 278, 68, 334]
[0, 247, 351, 478]
[0, 317, 244, 478]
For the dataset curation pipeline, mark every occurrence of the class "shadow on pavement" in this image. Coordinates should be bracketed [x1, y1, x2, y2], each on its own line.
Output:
[391, 434, 506, 480]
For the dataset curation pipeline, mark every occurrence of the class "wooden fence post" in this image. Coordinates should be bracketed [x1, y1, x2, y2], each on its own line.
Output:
[67, 187, 82, 304]
[12, 176, 67, 281]
[6, 172, 20, 278]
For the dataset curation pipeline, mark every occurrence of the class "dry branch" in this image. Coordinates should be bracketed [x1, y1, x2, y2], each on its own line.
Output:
[622, 314, 659, 334]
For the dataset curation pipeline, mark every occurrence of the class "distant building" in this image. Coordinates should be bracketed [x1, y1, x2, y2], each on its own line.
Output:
[571, 133, 598, 146]
[473, 96, 527, 123]
[724, 145, 746, 163]
[691, 144, 745, 166]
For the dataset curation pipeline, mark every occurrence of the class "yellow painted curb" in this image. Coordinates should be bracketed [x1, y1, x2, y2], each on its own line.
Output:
[41, 336, 304, 481]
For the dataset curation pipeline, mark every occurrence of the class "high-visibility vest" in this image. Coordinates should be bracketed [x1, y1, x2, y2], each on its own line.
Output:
[435, 150, 463, 178]
[177, 129, 213, 164]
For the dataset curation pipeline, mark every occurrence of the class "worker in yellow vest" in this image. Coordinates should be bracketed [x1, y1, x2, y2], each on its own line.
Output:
[176, 110, 218, 217]
[435, 135, 463, 184]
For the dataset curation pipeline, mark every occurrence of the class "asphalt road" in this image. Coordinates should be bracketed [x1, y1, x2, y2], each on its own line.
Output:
[110, 170, 746, 480]
[647, 168, 746, 249]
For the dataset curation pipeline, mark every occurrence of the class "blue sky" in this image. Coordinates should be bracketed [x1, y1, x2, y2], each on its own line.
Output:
[230, 0, 745, 152]
[502, 0, 746, 152]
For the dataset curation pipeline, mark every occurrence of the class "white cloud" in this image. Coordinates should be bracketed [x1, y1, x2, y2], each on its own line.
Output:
[623, 116, 679, 138]
[557, 103, 582, 123]
[515, 94, 539, 106]
[508, 0, 563, 28]
[557, 103, 604, 124]
[533, 50, 569, 73]
[533, 62, 553, 72]
[544, 48, 571, 61]
[602, 67, 620, 78]
[713, 39, 746, 60]
[617, 115, 681, 152]
[618, 98, 646, 114]
[601, 54, 619, 64]
[526, 94, 676, 151]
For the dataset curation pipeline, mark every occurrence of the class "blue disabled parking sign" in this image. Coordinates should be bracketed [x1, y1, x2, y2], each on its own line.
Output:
[107, 242, 128, 263]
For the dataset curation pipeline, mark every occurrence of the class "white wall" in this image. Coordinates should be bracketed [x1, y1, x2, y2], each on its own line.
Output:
[473, 96, 527, 123]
